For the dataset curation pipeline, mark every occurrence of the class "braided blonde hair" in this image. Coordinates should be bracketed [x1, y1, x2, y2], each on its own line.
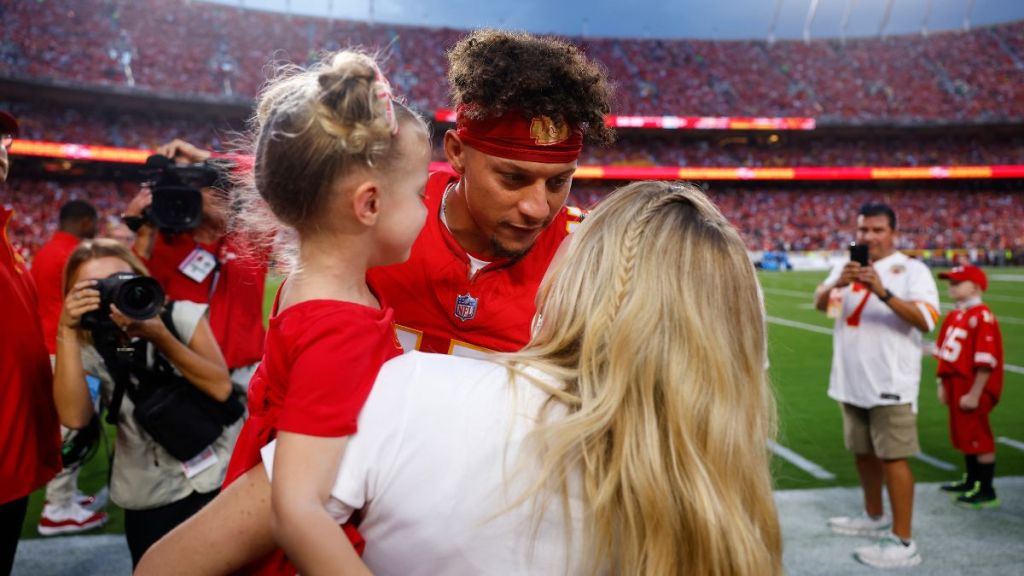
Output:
[505, 181, 781, 576]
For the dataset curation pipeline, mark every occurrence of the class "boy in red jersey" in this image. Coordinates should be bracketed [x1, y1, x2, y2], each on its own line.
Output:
[935, 264, 1004, 509]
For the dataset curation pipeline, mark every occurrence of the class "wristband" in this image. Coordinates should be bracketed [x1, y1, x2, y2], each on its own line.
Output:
[879, 289, 894, 302]
[122, 214, 146, 232]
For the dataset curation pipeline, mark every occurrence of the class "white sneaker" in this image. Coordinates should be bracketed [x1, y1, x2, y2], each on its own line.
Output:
[827, 513, 891, 537]
[37, 501, 108, 536]
[854, 533, 922, 568]
[75, 486, 109, 512]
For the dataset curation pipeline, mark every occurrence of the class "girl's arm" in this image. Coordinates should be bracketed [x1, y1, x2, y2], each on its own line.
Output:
[53, 280, 101, 428]
[112, 305, 232, 402]
[135, 465, 277, 575]
[272, 432, 371, 576]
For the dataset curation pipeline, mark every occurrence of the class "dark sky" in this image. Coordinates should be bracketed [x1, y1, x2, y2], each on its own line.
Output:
[205, 0, 1024, 40]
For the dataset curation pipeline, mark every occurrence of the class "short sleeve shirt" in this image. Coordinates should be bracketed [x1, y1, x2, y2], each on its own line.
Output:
[224, 298, 403, 487]
[825, 252, 940, 409]
[936, 302, 1004, 401]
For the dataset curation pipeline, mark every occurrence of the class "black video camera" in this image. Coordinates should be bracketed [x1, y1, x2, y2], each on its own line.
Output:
[80, 272, 167, 332]
[134, 154, 230, 233]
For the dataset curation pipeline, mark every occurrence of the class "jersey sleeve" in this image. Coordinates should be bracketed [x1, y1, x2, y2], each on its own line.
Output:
[973, 309, 1001, 370]
[906, 262, 940, 331]
[823, 260, 845, 287]
[276, 311, 385, 438]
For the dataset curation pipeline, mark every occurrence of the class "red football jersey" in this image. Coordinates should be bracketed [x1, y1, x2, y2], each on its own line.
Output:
[1, 208, 62, 504]
[368, 170, 583, 355]
[30, 231, 81, 354]
[141, 233, 267, 369]
[936, 302, 1004, 401]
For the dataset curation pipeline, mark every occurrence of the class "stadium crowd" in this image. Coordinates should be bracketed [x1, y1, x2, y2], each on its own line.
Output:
[7, 100, 1024, 168]
[3, 0, 1024, 123]
[569, 182, 1024, 256]
[5, 177, 1021, 263]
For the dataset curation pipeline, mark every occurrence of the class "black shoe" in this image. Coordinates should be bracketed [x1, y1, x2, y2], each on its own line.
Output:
[956, 483, 1000, 509]
[940, 475, 973, 493]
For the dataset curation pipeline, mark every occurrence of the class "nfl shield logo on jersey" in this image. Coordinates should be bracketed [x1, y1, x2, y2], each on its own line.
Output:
[454, 293, 478, 322]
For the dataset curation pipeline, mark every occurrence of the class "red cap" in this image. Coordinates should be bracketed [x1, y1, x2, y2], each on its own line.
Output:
[0, 111, 18, 135]
[455, 104, 583, 164]
[939, 265, 987, 291]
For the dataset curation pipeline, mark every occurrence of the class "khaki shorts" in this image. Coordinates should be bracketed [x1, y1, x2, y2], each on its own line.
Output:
[840, 403, 919, 460]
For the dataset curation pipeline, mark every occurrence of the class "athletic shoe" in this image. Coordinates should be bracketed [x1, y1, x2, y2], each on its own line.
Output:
[827, 513, 892, 537]
[956, 483, 1000, 509]
[75, 486, 109, 512]
[854, 533, 922, 569]
[939, 474, 973, 494]
[37, 501, 109, 536]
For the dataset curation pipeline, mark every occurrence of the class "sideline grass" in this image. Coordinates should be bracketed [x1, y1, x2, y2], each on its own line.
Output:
[21, 268, 1024, 537]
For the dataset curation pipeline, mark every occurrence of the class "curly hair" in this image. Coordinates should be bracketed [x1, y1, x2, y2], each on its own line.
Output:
[447, 30, 615, 145]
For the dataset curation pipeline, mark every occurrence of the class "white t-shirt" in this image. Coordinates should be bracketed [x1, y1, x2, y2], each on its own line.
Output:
[824, 252, 939, 410]
[262, 352, 598, 575]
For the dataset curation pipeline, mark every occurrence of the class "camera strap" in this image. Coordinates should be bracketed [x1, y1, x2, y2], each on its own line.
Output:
[100, 303, 179, 425]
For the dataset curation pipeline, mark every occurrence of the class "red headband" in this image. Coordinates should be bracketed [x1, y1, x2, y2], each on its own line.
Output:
[455, 104, 583, 164]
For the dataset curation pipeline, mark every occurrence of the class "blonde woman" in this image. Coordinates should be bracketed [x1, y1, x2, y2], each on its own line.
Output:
[139, 181, 781, 576]
[53, 239, 241, 567]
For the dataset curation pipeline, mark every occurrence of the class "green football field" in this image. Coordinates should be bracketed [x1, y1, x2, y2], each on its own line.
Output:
[762, 268, 1024, 490]
[21, 267, 1024, 538]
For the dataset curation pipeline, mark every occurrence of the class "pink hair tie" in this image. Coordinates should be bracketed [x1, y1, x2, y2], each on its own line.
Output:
[370, 62, 398, 135]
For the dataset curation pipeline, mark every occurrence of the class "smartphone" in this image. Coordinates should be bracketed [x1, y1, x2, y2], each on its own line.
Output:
[849, 243, 869, 266]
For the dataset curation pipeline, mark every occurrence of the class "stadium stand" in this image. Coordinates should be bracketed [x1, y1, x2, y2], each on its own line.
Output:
[3, 0, 1024, 122]
[2, 0, 1022, 262]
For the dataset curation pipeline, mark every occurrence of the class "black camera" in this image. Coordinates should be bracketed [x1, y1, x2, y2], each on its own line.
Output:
[134, 154, 230, 233]
[80, 272, 167, 332]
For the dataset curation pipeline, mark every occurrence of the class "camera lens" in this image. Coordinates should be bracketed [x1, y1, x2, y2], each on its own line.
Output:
[114, 276, 165, 320]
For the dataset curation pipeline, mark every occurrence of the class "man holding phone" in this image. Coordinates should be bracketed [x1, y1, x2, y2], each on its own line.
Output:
[813, 203, 939, 569]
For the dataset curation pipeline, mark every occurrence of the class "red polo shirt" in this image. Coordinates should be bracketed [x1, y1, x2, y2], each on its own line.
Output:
[31, 230, 82, 354]
[0, 207, 62, 505]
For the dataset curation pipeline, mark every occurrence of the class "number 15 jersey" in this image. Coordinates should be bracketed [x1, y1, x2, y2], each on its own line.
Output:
[936, 302, 1003, 401]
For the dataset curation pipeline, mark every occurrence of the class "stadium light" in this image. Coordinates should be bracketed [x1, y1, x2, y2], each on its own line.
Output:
[804, 0, 820, 44]
[921, 0, 934, 37]
[10, 139, 1024, 182]
[768, 0, 784, 45]
[840, 0, 857, 45]
[878, 0, 894, 37]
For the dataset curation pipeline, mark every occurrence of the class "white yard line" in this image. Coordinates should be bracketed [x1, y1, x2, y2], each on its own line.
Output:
[913, 452, 957, 471]
[765, 316, 834, 335]
[979, 294, 1024, 304]
[761, 287, 814, 299]
[996, 437, 1024, 452]
[766, 316, 1024, 377]
[768, 441, 836, 480]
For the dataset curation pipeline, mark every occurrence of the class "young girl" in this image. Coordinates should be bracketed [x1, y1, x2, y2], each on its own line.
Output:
[217, 50, 428, 574]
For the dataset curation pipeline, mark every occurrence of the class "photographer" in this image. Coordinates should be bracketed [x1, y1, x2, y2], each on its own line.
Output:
[123, 139, 266, 394]
[53, 239, 243, 567]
